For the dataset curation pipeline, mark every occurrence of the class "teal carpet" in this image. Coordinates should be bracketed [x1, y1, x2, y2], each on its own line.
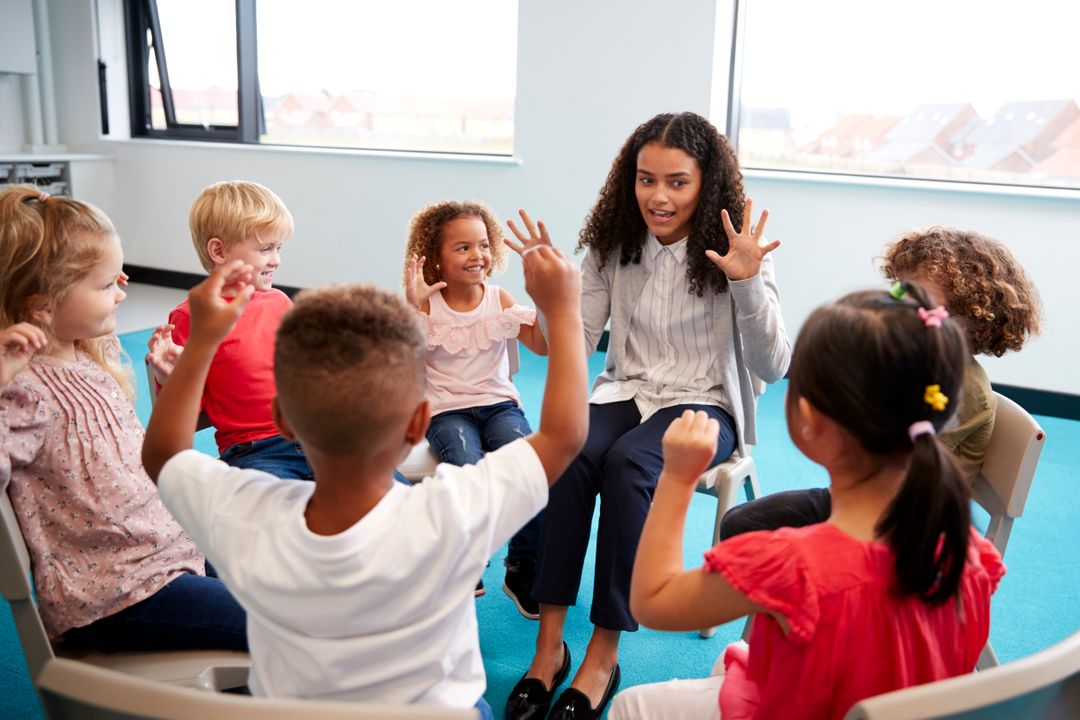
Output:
[2, 330, 1078, 718]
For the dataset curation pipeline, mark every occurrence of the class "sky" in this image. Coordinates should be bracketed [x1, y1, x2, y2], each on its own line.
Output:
[738, 0, 1080, 121]
[156, 0, 517, 98]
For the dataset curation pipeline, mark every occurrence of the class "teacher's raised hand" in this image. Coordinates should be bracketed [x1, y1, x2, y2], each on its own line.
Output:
[706, 198, 780, 282]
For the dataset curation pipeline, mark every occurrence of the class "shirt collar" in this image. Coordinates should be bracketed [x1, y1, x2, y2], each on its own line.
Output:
[645, 232, 689, 265]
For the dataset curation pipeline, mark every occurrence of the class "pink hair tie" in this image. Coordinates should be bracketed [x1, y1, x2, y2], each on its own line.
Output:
[908, 420, 936, 442]
[38, 191, 50, 202]
[917, 305, 949, 328]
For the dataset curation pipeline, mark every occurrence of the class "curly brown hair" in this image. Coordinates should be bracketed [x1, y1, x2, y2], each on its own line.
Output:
[577, 112, 745, 296]
[881, 227, 1042, 357]
[402, 200, 508, 288]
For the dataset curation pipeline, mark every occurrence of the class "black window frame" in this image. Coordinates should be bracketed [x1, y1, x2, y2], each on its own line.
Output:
[124, 0, 261, 143]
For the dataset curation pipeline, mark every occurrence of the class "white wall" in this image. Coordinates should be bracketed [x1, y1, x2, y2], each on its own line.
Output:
[40, 0, 1080, 396]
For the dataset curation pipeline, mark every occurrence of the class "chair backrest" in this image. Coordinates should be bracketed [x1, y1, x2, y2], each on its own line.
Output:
[0, 490, 55, 681]
[970, 392, 1045, 554]
[37, 657, 479, 720]
[843, 628, 1080, 719]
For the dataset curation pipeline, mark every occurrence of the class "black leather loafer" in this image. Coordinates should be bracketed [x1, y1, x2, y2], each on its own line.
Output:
[546, 663, 621, 720]
[504, 641, 572, 720]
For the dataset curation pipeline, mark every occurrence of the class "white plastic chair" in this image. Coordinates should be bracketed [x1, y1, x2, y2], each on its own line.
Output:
[694, 375, 765, 638]
[842, 627, 1080, 720]
[971, 391, 1046, 669]
[398, 340, 521, 482]
[0, 490, 248, 688]
[36, 656, 479, 719]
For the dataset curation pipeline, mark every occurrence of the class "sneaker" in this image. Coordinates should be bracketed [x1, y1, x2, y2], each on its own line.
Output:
[474, 579, 486, 598]
[502, 561, 540, 620]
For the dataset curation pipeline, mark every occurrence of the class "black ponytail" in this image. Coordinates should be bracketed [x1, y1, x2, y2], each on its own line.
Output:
[877, 432, 970, 604]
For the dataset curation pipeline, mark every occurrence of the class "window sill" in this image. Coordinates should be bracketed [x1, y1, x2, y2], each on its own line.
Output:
[742, 167, 1080, 202]
[99, 137, 523, 166]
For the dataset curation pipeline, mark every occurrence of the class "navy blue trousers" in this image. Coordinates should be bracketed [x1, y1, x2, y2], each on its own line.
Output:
[532, 400, 736, 631]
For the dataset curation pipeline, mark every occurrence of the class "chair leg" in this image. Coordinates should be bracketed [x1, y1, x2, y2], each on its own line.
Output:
[740, 615, 753, 642]
[976, 641, 1000, 670]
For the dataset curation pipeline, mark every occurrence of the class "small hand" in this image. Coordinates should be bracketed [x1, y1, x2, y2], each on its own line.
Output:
[405, 254, 447, 309]
[0, 323, 48, 386]
[661, 410, 720, 483]
[705, 198, 781, 282]
[145, 324, 183, 385]
[186, 261, 255, 346]
[521, 244, 581, 319]
[505, 208, 554, 259]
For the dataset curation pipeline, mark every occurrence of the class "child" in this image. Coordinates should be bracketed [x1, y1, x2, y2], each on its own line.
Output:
[402, 200, 548, 614]
[0, 185, 245, 652]
[507, 112, 790, 720]
[140, 222, 587, 715]
[147, 180, 312, 479]
[718, 226, 1042, 540]
[610, 285, 1005, 720]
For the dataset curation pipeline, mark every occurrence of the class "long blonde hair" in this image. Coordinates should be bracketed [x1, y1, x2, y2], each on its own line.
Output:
[0, 185, 133, 397]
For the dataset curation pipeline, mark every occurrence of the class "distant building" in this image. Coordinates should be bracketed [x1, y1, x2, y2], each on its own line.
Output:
[862, 103, 977, 166]
[954, 99, 1080, 171]
[803, 113, 901, 158]
[1030, 116, 1080, 181]
[739, 107, 792, 156]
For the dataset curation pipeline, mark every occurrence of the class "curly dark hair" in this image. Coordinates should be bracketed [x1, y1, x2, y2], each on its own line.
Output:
[402, 200, 507, 288]
[881, 227, 1042, 357]
[577, 112, 745, 296]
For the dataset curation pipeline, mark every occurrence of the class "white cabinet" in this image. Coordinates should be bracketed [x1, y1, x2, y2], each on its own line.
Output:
[0, 0, 38, 75]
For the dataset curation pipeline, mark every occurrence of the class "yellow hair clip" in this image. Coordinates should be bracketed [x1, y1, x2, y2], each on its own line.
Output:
[924, 384, 949, 412]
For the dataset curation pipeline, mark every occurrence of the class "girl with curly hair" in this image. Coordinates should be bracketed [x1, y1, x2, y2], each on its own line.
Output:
[505, 112, 791, 720]
[718, 226, 1042, 542]
[402, 199, 549, 606]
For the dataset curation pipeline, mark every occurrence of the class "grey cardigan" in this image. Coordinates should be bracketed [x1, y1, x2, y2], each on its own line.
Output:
[580, 247, 791, 448]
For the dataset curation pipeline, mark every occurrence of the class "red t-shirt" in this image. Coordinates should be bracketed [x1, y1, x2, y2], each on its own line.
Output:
[168, 289, 292, 454]
[705, 523, 1005, 720]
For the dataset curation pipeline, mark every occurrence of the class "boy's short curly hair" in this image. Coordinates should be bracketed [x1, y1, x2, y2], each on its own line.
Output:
[402, 200, 507, 288]
[274, 284, 427, 455]
[189, 181, 294, 271]
[881, 227, 1042, 357]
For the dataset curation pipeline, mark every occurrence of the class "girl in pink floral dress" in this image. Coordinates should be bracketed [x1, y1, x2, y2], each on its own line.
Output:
[0, 185, 246, 652]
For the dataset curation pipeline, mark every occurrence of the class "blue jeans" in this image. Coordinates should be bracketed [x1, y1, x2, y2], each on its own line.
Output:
[426, 401, 542, 566]
[61, 568, 247, 652]
[476, 697, 494, 720]
[533, 401, 737, 631]
[221, 434, 313, 480]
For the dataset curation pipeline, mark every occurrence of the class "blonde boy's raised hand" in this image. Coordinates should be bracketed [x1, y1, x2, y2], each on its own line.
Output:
[0, 323, 48, 386]
[661, 410, 720, 484]
[186, 261, 255, 348]
[404, 254, 447, 309]
[146, 324, 183, 384]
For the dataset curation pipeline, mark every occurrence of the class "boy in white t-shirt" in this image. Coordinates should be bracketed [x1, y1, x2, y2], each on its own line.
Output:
[141, 229, 586, 716]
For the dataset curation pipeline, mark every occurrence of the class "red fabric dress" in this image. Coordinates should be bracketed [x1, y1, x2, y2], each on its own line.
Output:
[704, 523, 1005, 719]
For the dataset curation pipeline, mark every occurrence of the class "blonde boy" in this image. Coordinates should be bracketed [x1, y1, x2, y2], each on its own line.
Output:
[147, 181, 312, 478]
[142, 234, 586, 715]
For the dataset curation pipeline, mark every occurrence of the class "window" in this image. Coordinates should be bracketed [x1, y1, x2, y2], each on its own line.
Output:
[125, 0, 517, 155]
[729, 0, 1080, 190]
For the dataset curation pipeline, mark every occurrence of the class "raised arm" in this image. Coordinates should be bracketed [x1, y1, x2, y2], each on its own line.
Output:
[629, 410, 761, 631]
[505, 209, 588, 484]
[707, 198, 790, 383]
[142, 261, 254, 481]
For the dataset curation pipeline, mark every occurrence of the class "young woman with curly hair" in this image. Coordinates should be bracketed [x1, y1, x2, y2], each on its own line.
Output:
[717, 226, 1042, 543]
[505, 112, 791, 720]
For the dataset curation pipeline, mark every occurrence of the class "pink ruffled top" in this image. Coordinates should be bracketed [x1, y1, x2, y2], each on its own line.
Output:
[419, 284, 536, 415]
[705, 523, 1005, 720]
